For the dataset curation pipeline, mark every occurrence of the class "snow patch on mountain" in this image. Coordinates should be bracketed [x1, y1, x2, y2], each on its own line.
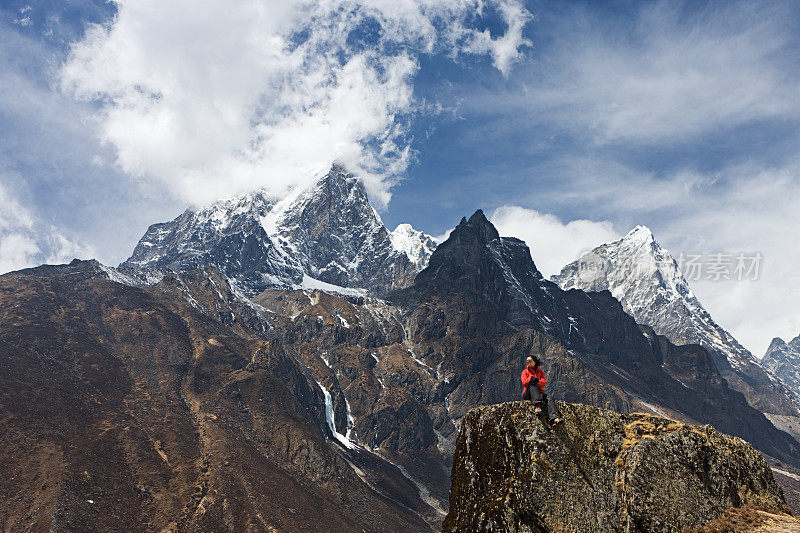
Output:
[297, 274, 366, 297]
[99, 264, 164, 286]
[390, 223, 439, 265]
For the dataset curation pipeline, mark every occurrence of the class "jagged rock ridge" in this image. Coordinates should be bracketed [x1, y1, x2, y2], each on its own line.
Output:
[443, 402, 789, 533]
[552, 226, 800, 415]
[122, 164, 437, 295]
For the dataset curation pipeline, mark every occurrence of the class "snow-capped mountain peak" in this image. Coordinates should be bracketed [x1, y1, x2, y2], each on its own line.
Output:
[766, 337, 792, 360]
[763, 334, 800, 398]
[615, 225, 696, 298]
[553, 225, 684, 297]
[197, 188, 275, 228]
[122, 164, 438, 296]
[552, 226, 739, 361]
[552, 226, 799, 415]
[624, 224, 655, 244]
[390, 223, 439, 265]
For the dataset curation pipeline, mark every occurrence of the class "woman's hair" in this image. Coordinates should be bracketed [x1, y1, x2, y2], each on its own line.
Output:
[528, 355, 540, 367]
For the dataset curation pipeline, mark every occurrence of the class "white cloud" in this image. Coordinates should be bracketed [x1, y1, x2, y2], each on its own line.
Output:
[0, 19, 184, 267]
[488, 1, 800, 145]
[0, 184, 35, 232]
[0, 183, 93, 274]
[464, 0, 532, 76]
[491, 205, 620, 277]
[0, 234, 39, 274]
[59, 0, 531, 208]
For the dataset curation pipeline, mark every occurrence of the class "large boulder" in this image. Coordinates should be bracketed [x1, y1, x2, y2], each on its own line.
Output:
[444, 402, 789, 533]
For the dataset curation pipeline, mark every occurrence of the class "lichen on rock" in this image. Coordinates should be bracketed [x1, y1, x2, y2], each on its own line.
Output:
[443, 402, 789, 533]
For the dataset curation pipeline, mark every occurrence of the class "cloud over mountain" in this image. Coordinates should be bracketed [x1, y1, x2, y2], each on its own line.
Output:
[491, 205, 620, 277]
[0, 182, 92, 274]
[59, 0, 532, 208]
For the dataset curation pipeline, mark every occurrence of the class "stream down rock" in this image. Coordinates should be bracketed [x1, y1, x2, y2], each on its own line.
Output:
[443, 402, 789, 532]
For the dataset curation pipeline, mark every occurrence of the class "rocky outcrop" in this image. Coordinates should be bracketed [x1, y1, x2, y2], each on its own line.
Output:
[444, 402, 789, 533]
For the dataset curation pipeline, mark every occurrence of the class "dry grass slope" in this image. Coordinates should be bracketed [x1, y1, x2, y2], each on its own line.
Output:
[684, 505, 799, 533]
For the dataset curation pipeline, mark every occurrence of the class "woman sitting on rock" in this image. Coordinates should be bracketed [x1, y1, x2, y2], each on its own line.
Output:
[521, 355, 563, 427]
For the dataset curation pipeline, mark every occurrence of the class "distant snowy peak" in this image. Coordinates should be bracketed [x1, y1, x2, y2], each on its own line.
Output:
[552, 225, 800, 415]
[767, 337, 791, 356]
[552, 225, 741, 359]
[122, 187, 282, 272]
[196, 188, 276, 229]
[765, 335, 800, 366]
[122, 163, 438, 296]
[763, 334, 800, 397]
[553, 225, 696, 306]
[390, 223, 439, 266]
[626, 224, 652, 239]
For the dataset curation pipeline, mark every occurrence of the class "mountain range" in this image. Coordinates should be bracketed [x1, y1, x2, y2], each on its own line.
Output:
[122, 164, 437, 296]
[2, 163, 799, 531]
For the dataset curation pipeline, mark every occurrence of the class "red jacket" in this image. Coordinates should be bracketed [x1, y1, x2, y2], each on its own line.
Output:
[521, 366, 546, 394]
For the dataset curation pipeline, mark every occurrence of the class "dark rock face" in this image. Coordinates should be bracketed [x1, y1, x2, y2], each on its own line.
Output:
[121, 189, 298, 291]
[443, 402, 788, 533]
[121, 164, 434, 295]
[272, 164, 424, 292]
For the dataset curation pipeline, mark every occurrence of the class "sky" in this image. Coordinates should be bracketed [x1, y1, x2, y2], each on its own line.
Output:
[1, 0, 798, 356]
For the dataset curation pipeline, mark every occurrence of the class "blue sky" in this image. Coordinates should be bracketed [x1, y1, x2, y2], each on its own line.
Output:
[1, 0, 799, 354]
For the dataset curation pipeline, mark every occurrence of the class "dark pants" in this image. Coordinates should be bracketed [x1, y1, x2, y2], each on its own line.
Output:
[523, 387, 561, 422]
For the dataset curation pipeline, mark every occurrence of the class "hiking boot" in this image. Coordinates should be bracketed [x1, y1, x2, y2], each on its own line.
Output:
[551, 417, 563, 427]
